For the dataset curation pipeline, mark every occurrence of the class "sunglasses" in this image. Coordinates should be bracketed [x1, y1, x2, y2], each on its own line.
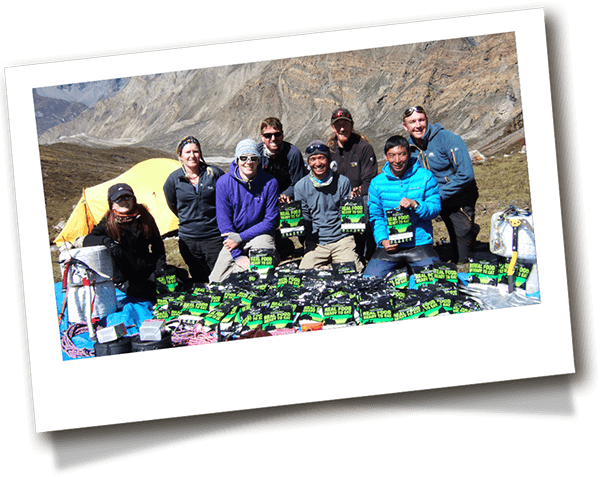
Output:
[404, 106, 426, 118]
[305, 143, 330, 155]
[114, 195, 134, 203]
[238, 155, 260, 163]
[262, 131, 283, 139]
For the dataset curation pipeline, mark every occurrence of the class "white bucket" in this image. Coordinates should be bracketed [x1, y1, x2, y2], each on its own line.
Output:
[58, 245, 117, 323]
[489, 210, 536, 260]
[59, 245, 114, 286]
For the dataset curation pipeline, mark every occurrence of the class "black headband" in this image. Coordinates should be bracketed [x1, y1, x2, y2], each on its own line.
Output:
[177, 136, 201, 156]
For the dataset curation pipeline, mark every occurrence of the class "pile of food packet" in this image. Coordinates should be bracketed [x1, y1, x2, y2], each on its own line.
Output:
[153, 259, 483, 342]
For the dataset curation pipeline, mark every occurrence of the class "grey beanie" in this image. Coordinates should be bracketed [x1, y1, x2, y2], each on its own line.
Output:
[235, 138, 261, 160]
[305, 140, 331, 161]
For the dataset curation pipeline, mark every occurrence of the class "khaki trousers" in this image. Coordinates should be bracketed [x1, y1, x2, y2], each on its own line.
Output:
[209, 234, 277, 283]
[299, 235, 364, 273]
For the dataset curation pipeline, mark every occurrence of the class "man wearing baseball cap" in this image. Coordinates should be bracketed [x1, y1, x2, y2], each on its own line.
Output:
[328, 107, 378, 261]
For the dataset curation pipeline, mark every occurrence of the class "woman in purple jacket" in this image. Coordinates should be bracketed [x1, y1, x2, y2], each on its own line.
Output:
[209, 139, 280, 283]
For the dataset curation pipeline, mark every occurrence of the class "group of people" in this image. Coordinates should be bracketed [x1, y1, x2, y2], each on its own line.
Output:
[83, 106, 480, 301]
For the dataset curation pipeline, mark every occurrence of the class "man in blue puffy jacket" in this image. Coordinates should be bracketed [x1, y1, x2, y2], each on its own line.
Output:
[363, 135, 441, 278]
[403, 106, 480, 264]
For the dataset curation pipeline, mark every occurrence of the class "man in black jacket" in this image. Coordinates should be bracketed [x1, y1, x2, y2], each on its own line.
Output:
[328, 108, 378, 261]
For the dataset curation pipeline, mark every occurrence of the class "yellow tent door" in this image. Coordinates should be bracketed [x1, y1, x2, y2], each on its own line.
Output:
[54, 158, 181, 245]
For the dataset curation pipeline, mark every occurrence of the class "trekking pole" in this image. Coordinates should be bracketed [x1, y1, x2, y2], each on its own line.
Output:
[507, 217, 522, 293]
[58, 261, 71, 325]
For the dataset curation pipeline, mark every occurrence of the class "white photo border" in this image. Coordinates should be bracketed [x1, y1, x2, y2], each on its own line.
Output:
[5, 8, 574, 432]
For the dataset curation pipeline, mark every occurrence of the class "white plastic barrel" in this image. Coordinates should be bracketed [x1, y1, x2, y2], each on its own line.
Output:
[58, 245, 117, 323]
[489, 211, 536, 260]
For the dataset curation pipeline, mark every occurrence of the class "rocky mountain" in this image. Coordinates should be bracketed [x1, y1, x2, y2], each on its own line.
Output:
[34, 78, 130, 138]
[37, 33, 523, 158]
[33, 91, 89, 137]
[35, 78, 130, 107]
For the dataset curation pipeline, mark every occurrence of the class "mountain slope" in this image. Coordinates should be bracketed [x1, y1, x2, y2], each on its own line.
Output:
[38, 33, 522, 158]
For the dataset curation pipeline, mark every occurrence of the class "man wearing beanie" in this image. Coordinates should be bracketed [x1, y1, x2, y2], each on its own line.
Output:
[294, 140, 364, 272]
[209, 138, 280, 283]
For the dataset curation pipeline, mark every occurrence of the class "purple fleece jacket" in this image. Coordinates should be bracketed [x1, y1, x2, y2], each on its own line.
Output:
[215, 161, 280, 259]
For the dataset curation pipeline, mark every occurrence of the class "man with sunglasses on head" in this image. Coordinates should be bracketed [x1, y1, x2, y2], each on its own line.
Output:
[209, 139, 280, 283]
[403, 105, 480, 264]
[258, 117, 307, 204]
[294, 140, 364, 272]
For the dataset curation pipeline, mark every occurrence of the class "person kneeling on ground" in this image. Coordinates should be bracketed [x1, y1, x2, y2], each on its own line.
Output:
[363, 135, 441, 278]
[295, 140, 364, 272]
[83, 183, 167, 301]
[209, 139, 280, 283]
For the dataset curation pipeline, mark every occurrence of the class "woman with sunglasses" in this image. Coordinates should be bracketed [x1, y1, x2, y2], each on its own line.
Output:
[209, 138, 280, 283]
[163, 136, 226, 283]
[83, 183, 166, 301]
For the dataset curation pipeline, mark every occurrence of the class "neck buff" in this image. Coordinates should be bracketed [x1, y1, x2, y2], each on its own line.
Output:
[114, 207, 140, 224]
[310, 171, 333, 188]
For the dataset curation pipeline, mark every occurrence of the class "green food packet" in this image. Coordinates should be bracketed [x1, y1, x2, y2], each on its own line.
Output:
[279, 200, 305, 237]
[386, 207, 413, 244]
[341, 196, 366, 233]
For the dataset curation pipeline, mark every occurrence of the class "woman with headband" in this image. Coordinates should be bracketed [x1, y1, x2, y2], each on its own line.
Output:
[163, 136, 225, 283]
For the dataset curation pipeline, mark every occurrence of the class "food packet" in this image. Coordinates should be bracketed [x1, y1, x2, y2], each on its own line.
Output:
[275, 271, 304, 288]
[332, 261, 359, 277]
[155, 266, 184, 294]
[202, 304, 235, 329]
[322, 293, 358, 325]
[261, 305, 296, 331]
[467, 257, 499, 286]
[239, 306, 267, 330]
[385, 267, 410, 289]
[153, 299, 184, 321]
[452, 296, 483, 314]
[498, 258, 533, 290]
[433, 262, 458, 284]
[249, 248, 278, 277]
[279, 200, 305, 237]
[294, 303, 325, 324]
[358, 295, 395, 325]
[386, 207, 414, 244]
[392, 294, 423, 321]
[340, 196, 367, 233]
[411, 264, 436, 288]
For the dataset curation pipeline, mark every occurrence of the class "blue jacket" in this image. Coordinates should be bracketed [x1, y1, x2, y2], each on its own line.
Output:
[215, 161, 279, 259]
[408, 123, 476, 202]
[368, 159, 441, 248]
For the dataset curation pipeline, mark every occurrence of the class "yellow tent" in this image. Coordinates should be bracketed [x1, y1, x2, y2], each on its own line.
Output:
[54, 158, 181, 245]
